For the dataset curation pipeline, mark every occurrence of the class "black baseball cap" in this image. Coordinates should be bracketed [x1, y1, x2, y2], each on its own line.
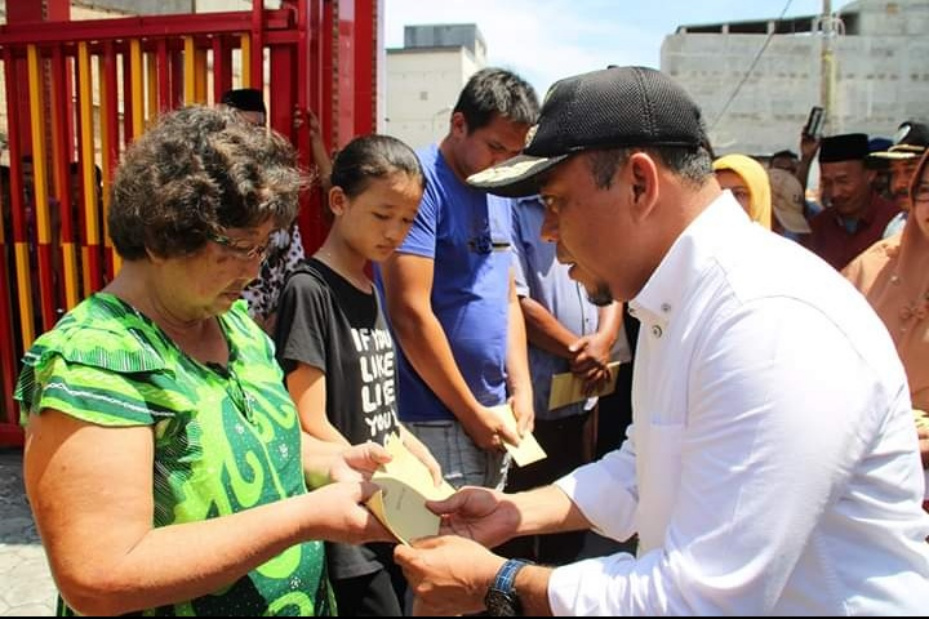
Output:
[869, 121, 929, 161]
[468, 66, 707, 197]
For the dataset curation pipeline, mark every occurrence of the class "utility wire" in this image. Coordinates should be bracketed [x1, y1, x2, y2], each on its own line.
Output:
[709, 0, 795, 132]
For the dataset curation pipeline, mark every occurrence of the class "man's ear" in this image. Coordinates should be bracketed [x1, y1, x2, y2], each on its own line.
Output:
[328, 186, 347, 216]
[449, 111, 468, 139]
[627, 152, 660, 222]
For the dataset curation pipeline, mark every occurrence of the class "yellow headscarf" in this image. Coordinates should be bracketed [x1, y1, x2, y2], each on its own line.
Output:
[713, 154, 773, 230]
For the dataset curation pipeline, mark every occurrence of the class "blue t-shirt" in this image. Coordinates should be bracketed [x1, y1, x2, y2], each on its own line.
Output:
[376, 145, 514, 422]
[511, 196, 599, 421]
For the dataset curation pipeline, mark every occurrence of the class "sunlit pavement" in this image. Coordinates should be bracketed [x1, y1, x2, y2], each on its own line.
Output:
[0, 449, 55, 617]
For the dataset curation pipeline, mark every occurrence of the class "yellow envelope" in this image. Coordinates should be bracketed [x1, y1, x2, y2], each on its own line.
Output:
[367, 434, 455, 545]
[548, 361, 621, 411]
[489, 404, 547, 467]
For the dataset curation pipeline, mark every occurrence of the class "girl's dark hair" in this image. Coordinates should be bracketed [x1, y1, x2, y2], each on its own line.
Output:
[329, 134, 425, 198]
[109, 105, 305, 260]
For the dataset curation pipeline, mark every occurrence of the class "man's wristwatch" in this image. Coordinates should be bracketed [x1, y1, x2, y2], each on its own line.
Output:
[484, 558, 533, 616]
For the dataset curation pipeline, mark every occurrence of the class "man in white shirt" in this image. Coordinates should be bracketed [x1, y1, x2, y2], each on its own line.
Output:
[394, 66, 929, 616]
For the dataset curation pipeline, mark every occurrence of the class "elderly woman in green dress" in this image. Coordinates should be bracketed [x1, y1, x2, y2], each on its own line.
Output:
[16, 106, 392, 616]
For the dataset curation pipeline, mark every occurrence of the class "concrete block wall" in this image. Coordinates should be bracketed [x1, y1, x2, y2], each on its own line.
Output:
[662, 0, 929, 157]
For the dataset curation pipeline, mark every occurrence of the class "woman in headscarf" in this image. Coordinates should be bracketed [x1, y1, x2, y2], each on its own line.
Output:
[712, 154, 772, 230]
[844, 149, 929, 509]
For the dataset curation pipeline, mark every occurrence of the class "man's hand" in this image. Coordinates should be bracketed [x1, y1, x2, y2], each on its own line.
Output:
[395, 536, 505, 616]
[428, 487, 521, 548]
[800, 132, 821, 162]
[569, 333, 612, 395]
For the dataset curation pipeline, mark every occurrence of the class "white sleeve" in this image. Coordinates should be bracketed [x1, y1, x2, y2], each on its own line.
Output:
[554, 424, 638, 542]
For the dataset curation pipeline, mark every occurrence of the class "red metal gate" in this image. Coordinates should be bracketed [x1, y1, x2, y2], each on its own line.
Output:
[0, 0, 379, 446]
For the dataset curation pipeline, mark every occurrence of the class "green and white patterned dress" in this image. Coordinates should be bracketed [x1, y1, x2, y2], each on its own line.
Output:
[15, 293, 332, 616]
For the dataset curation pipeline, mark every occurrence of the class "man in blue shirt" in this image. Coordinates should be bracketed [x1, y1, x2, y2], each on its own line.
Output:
[504, 194, 626, 564]
[377, 68, 539, 490]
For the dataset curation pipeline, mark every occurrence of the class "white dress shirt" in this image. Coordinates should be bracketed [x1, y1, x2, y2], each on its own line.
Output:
[550, 193, 929, 615]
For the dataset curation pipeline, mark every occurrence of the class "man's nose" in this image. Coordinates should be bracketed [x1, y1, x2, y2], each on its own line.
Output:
[540, 208, 559, 242]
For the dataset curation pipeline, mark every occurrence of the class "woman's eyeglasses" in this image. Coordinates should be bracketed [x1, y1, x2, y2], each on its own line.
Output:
[207, 231, 271, 262]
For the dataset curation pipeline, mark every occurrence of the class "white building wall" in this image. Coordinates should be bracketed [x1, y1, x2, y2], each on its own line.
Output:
[662, 0, 929, 157]
[385, 48, 481, 150]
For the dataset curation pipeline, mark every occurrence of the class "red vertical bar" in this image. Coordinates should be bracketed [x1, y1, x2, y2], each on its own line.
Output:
[72, 54, 88, 299]
[293, 0, 312, 255]
[50, 47, 79, 312]
[4, 50, 37, 352]
[26, 45, 57, 335]
[251, 0, 265, 90]
[0, 230, 20, 440]
[212, 36, 234, 105]
[334, 1, 355, 148]
[122, 48, 134, 148]
[353, 0, 376, 137]
[102, 41, 120, 281]
[321, 0, 336, 148]
[0, 55, 21, 440]
[170, 47, 184, 110]
[157, 39, 171, 113]
[269, 47, 295, 142]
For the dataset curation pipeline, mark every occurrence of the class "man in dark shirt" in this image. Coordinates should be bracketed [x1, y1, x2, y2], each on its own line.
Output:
[808, 133, 900, 270]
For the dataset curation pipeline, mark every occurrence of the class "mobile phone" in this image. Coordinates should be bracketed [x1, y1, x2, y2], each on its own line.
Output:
[803, 106, 825, 139]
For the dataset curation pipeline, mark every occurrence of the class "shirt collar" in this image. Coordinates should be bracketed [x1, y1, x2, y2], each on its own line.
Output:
[630, 192, 749, 328]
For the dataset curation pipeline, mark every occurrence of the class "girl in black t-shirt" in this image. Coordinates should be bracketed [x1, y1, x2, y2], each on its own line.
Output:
[274, 135, 441, 616]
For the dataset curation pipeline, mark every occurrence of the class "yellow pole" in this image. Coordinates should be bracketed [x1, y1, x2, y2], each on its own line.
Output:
[195, 47, 208, 104]
[130, 39, 145, 137]
[184, 36, 196, 104]
[78, 42, 99, 297]
[98, 54, 117, 276]
[26, 45, 49, 246]
[240, 34, 251, 88]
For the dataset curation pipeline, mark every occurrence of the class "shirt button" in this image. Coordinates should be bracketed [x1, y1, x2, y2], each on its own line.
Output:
[661, 303, 672, 313]
[651, 325, 663, 338]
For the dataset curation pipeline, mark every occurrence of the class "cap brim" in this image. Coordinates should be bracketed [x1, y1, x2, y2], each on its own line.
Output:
[869, 145, 926, 160]
[869, 151, 923, 161]
[773, 206, 812, 234]
[467, 154, 569, 198]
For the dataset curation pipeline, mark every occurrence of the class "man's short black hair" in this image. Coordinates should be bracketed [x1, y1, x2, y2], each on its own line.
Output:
[453, 68, 539, 134]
